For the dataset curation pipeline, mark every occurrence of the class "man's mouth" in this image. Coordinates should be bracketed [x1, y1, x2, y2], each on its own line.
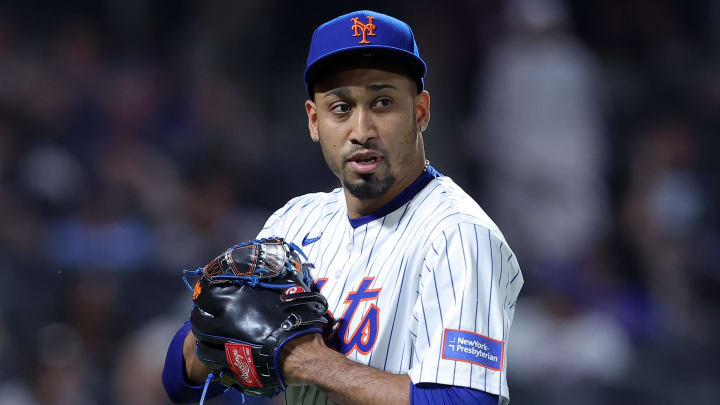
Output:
[347, 152, 383, 174]
[354, 156, 379, 164]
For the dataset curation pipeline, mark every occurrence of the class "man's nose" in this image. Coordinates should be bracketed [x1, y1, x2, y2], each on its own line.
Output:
[348, 108, 377, 145]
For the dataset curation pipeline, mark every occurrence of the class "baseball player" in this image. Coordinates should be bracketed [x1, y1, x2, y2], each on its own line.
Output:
[163, 10, 523, 405]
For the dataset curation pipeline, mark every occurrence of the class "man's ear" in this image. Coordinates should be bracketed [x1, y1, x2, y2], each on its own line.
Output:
[414, 90, 430, 133]
[306, 100, 319, 142]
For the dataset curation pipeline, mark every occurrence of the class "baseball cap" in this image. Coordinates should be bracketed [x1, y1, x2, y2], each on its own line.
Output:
[304, 10, 427, 99]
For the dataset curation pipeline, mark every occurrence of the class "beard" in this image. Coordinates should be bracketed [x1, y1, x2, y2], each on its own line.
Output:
[344, 171, 395, 199]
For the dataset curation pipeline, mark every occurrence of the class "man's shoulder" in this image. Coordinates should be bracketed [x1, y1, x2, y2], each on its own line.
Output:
[418, 176, 508, 246]
[260, 188, 344, 237]
[273, 187, 344, 217]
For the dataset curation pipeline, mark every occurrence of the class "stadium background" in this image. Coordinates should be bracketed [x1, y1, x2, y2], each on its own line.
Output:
[0, 0, 718, 404]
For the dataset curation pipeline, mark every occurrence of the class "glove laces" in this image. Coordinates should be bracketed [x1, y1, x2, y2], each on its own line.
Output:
[198, 371, 245, 405]
[199, 373, 214, 405]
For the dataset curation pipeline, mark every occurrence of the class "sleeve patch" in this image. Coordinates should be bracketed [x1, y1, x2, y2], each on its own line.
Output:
[441, 329, 504, 371]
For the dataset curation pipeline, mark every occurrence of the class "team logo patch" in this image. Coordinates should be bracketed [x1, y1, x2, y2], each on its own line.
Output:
[350, 16, 376, 44]
[224, 343, 263, 387]
[441, 329, 504, 371]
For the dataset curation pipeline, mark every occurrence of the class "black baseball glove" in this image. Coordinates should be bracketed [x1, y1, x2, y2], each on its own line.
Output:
[182, 237, 330, 399]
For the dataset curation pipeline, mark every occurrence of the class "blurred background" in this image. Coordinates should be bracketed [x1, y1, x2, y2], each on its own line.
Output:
[0, 0, 718, 404]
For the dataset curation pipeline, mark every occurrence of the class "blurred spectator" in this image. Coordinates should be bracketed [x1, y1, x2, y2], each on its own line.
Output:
[620, 117, 710, 342]
[471, 0, 609, 275]
[509, 295, 631, 396]
[0, 382, 37, 405]
[34, 322, 96, 405]
[113, 317, 181, 405]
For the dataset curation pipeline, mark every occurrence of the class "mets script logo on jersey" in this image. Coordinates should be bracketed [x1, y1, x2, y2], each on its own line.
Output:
[315, 277, 381, 356]
[351, 16, 376, 44]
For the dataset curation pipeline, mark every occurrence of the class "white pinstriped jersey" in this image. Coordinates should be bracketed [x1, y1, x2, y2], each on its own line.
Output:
[257, 169, 523, 405]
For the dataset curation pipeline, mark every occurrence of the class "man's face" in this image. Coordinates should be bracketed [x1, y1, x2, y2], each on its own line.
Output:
[306, 68, 429, 202]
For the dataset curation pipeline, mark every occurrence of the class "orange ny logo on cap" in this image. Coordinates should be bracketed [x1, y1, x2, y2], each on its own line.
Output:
[350, 16, 376, 44]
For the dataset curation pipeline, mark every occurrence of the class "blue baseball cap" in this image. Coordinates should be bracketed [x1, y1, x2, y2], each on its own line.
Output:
[304, 10, 427, 99]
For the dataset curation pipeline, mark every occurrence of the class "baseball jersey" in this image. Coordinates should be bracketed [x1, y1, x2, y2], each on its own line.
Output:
[256, 167, 523, 405]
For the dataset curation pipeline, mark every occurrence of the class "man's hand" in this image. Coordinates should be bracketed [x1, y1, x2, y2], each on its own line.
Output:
[182, 331, 211, 385]
[280, 333, 342, 385]
[280, 333, 410, 405]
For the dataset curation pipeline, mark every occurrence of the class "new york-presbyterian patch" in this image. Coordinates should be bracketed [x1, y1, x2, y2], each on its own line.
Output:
[441, 329, 504, 371]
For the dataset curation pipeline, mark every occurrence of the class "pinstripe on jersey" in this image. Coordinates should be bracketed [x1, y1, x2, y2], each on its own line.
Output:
[257, 168, 523, 405]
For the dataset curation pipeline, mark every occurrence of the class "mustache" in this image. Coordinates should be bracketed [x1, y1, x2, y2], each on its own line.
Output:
[342, 142, 384, 159]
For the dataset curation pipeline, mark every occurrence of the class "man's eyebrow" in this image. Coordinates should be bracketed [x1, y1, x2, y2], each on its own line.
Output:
[323, 88, 352, 99]
[367, 83, 396, 91]
[322, 83, 397, 99]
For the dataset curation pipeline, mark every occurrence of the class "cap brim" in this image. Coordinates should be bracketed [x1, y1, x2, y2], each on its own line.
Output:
[304, 46, 426, 96]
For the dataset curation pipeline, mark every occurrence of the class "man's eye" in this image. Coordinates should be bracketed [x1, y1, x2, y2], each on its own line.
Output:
[331, 104, 351, 114]
[373, 98, 392, 109]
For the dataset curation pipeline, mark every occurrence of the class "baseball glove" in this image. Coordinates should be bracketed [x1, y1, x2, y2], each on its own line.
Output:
[181, 237, 330, 400]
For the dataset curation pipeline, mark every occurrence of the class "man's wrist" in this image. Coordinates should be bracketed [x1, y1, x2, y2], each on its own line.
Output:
[182, 330, 211, 385]
[280, 333, 343, 386]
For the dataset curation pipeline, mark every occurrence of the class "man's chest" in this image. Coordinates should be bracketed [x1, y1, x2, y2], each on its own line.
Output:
[296, 222, 425, 367]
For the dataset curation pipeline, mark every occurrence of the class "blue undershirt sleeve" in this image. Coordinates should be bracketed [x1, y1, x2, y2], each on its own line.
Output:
[161, 321, 227, 403]
[410, 382, 499, 405]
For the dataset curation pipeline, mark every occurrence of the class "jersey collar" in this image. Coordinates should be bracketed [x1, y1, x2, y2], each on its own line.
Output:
[347, 165, 442, 229]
